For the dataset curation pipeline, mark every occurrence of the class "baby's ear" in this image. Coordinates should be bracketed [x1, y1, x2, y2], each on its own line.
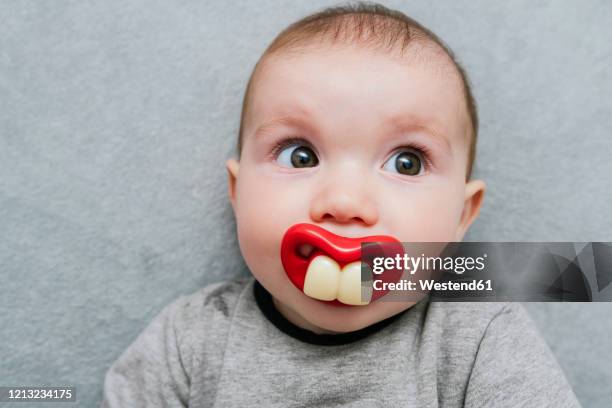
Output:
[455, 179, 486, 241]
[225, 159, 240, 209]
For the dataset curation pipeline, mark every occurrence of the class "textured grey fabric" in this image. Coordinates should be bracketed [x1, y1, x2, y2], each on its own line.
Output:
[100, 278, 581, 407]
[2, 1, 611, 407]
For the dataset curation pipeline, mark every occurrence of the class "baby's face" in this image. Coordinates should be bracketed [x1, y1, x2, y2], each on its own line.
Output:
[227, 44, 485, 333]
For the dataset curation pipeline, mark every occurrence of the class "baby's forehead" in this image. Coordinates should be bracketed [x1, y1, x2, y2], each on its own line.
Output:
[263, 39, 460, 79]
[249, 43, 470, 138]
[254, 40, 466, 117]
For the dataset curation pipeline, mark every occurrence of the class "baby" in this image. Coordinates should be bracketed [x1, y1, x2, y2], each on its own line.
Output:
[102, 3, 581, 407]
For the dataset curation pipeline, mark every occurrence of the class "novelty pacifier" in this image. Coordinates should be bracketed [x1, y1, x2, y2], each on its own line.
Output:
[280, 223, 404, 306]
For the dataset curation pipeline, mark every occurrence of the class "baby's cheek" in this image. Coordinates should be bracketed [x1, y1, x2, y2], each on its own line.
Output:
[234, 173, 310, 280]
[385, 185, 464, 242]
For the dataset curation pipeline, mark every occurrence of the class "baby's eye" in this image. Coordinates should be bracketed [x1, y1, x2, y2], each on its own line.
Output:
[383, 149, 424, 176]
[277, 144, 319, 168]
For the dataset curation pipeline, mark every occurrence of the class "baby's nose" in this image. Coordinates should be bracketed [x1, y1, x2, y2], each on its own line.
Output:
[309, 176, 378, 226]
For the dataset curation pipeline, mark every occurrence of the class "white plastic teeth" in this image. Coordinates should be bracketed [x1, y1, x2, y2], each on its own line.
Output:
[303, 255, 372, 305]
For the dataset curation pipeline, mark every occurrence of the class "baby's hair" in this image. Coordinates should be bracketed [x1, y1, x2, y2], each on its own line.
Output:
[237, 1, 479, 179]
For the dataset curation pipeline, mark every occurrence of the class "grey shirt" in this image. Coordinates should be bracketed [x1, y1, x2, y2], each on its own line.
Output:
[101, 277, 581, 407]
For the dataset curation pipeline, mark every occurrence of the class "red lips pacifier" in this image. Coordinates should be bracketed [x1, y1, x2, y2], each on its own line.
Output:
[280, 223, 404, 306]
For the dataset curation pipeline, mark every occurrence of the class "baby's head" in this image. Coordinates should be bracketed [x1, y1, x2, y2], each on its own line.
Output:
[226, 2, 485, 333]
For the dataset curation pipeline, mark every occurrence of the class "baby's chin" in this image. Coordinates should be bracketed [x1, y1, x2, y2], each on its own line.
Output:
[315, 302, 415, 334]
[274, 284, 416, 334]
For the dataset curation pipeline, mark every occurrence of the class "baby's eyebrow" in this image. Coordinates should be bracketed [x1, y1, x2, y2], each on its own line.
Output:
[386, 114, 452, 151]
[253, 112, 453, 151]
[253, 115, 312, 139]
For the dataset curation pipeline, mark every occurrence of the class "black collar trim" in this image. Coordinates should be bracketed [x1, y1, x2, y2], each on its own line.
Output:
[253, 279, 408, 346]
